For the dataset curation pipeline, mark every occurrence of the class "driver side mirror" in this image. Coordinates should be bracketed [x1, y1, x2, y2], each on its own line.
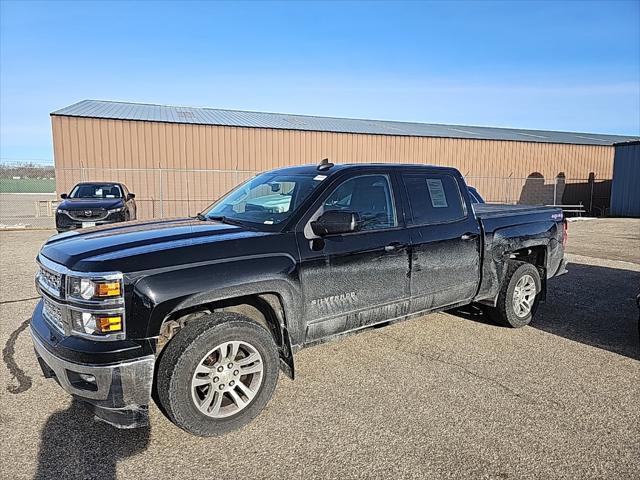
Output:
[127, 193, 136, 200]
[311, 210, 360, 236]
[60, 193, 67, 199]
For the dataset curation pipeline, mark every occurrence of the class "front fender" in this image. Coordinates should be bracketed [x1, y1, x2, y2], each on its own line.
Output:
[130, 253, 303, 341]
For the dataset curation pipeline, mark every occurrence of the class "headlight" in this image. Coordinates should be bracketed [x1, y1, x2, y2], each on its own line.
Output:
[67, 276, 123, 302]
[69, 310, 124, 338]
[107, 207, 125, 214]
[57, 209, 68, 214]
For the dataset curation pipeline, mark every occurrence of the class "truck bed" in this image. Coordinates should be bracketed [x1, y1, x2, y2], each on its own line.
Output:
[474, 203, 558, 219]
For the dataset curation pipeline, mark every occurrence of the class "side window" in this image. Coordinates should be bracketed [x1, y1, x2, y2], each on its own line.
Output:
[322, 174, 397, 231]
[403, 173, 466, 225]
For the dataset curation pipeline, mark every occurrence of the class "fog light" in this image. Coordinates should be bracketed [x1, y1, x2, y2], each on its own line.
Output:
[78, 373, 96, 384]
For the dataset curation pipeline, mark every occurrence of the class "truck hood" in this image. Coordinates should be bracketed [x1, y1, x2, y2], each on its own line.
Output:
[57, 198, 124, 210]
[40, 217, 270, 272]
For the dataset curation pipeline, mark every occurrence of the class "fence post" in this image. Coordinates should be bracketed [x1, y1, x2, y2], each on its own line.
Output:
[589, 173, 595, 215]
[159, 167, 164, 218]
[504, 177, 508, 203]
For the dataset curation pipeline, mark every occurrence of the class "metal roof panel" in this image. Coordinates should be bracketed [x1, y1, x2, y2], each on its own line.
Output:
[51, 100, 639, 146]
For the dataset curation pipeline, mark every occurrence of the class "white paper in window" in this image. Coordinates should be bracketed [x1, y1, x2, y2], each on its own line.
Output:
[426, 179, 448, 208]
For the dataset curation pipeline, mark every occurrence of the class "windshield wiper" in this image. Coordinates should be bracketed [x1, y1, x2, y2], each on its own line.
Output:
[196, 214, 248, 228]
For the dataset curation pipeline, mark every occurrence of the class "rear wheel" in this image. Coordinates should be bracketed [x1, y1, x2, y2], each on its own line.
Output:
[486, 261, 541, 328]
[156, 312, 279, 436]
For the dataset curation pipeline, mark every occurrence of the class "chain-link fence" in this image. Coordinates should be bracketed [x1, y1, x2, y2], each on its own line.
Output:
[0, 163, 57, 229]
[465, 174, 612, 215]
[0, 163, 612, 229]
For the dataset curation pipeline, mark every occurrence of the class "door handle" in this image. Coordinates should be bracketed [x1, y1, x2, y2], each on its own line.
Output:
[461, 233, 478, 241]
[385, 242, 406, 252]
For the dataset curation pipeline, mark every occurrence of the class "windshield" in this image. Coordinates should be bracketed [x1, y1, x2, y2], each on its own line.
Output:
[203, 172, 326, 226]
[70, 184, 122, 199]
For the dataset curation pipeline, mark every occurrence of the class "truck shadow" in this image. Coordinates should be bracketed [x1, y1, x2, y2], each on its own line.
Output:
[449, 262, 640, 360]
[35, 400, 150, 480]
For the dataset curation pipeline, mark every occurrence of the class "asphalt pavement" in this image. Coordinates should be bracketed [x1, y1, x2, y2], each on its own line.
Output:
[1, 220, 638, 479]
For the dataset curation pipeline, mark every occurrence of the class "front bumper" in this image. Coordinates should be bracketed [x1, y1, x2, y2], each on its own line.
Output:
[30, 327, 155, 428]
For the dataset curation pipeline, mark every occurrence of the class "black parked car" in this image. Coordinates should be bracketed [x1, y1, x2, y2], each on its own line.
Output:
[56, 182, 136, 232]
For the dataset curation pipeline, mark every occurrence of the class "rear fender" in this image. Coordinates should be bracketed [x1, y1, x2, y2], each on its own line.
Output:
[476, 221, 559, 305]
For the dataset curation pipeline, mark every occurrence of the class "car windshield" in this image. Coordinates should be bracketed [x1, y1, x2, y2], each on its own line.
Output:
[203, 172, 325, 226]
[70, 184, 122, 199]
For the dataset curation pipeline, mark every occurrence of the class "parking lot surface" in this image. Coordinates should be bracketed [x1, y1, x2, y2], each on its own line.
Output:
[1, 219, 639, 479]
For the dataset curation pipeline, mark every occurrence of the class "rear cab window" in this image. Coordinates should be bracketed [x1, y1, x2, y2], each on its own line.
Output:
[402, 173, 467, 225]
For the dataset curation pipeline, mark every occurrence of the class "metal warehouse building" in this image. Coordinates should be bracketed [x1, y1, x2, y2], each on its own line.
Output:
[610, 141, 640, 217]
[51, 100, 639, 219]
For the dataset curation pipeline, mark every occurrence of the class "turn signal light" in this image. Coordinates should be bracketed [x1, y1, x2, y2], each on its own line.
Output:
[97, 315, 123, 333]
[96, 282, 121, 297]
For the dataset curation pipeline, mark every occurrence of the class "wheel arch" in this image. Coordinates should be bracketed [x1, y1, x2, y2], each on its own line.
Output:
[155, 290, 297, 379]
[504, 245, 547, 302]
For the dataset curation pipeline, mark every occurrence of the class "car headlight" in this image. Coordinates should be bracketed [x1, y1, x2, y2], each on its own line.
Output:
[67, 276, 123, 301]
[57, 209, 68, 214]
[107, 207, 125, 214]
[69, 310, 124, 337]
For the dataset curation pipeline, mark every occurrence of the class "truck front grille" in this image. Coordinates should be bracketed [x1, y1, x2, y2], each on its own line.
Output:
[38, 265, 63, 297]
[42, 297, 65, 333]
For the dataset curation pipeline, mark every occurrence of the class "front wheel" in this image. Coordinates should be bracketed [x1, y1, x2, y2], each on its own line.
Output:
[486, 261, 541, 328]
[156, 312, 280, 436]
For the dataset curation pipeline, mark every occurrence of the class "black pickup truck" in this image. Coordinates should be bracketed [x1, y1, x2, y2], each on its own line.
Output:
[30, 161, 568, 436]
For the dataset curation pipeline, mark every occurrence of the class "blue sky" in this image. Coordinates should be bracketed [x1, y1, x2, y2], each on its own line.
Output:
[1, 0, 639, 164]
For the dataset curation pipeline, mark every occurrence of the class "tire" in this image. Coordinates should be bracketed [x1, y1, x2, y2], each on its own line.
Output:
[156, 312, 279, 436]
[486, 261, 541, 328]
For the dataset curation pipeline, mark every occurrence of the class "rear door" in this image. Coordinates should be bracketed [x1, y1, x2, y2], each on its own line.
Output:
[400, 170, 481, 312]
[296, 171, 411, 343]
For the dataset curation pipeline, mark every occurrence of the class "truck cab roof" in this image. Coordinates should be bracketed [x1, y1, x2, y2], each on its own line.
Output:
[269, 163, 462, 177]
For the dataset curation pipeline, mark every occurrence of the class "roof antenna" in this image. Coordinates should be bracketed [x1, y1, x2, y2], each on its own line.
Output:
[317, 158, 334, 171]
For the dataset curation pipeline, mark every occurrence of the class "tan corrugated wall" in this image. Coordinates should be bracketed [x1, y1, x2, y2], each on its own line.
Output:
[52, 116, 615, 218]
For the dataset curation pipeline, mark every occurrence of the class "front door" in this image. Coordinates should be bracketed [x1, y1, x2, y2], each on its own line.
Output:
[401, 171, 481, 312]
[297, 173, 411, 343]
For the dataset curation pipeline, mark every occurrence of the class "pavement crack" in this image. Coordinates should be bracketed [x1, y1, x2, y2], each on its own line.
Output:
[0, 296, 40, 305]
[3, 318, 33, 394]
[376, 329, 562, 409]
